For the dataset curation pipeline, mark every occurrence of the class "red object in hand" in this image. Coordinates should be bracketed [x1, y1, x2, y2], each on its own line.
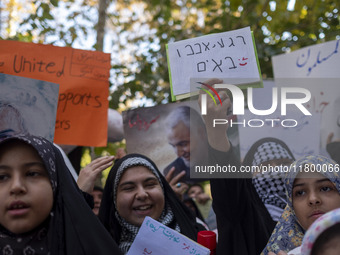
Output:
[197, 230, 216, 255]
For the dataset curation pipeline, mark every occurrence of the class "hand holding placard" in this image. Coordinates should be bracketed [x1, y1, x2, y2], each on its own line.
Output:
[167, 26, 262, 100]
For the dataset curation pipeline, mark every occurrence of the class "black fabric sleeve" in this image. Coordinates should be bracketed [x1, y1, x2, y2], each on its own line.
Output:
[82, 191, 94, 209]
[209, 146, 275, 255]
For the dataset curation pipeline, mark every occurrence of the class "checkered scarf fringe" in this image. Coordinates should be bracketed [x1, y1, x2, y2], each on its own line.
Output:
[116, 203, 180, 254]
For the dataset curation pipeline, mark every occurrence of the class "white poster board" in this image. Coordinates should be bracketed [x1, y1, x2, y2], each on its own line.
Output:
[272, 40, 340, 151]
[167, 27, 261, 100]
[127, 217, 210, 255]
[272, 40, 340, 78]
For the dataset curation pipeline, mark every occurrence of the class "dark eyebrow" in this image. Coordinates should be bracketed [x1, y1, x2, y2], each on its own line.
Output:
[119, 181, 135, 187]
[144, 177, 158, 183]
[293, 178, 330, 189]
[0, 165, 11, 171]
[119, 177, 158, 187]
[0, 162, 45, 170]
[25, 162, 46, 168]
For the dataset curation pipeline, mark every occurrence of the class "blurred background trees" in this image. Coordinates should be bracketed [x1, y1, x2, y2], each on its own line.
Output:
[1, 0, 339, 174]
[2, 0, 339, 108]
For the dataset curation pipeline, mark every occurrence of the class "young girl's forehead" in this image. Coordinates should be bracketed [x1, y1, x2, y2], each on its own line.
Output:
[0, 139, 35, 154]
[295, 171, 326, 180]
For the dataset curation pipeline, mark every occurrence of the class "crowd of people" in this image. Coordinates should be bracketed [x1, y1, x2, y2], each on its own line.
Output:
[0, 78, 340, 255]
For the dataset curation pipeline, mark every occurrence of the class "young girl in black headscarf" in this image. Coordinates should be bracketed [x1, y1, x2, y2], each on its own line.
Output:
[98, 153, 204, 254]
[0, 134, 121, 254]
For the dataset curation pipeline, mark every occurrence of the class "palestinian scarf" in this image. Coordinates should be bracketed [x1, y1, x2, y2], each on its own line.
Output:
[99, 153, 202, 254]
[0, 134, 121, 255]
[262, 155, 340, 254]
[243, 138, 295, 221]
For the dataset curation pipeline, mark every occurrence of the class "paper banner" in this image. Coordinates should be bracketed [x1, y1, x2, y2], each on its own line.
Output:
[272, 40, 340, 78]
[127, 217, 210, 255]
[0, 73, 59, 142]
[272, 40, 340, 152]
[0, 40, 111, 146]
[167, 26, 262, 101]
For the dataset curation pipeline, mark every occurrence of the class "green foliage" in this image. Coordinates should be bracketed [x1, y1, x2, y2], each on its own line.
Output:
[107, 0, 339, 104]
[2, 0, 338, 107]
[1, 1, 339, 156]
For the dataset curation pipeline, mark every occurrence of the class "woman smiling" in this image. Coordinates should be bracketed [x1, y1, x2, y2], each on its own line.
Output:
[98, 153, 205, 254]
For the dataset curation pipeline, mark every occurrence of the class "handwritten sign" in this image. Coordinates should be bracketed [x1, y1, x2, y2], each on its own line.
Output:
[0, 73, 59, 142]
[0, 40, 111, 146]
[272, 40, 340, 78]
[272, 40, 340, 152]
[167, 26, 262, 101]
[127, 217, 210, 255]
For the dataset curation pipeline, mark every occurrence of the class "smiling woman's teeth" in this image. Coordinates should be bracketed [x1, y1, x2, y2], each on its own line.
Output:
[135, 205, 151, 210]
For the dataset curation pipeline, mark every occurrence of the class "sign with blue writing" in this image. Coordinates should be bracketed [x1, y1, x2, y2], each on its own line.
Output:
[127, 217, 210, 255]
[272, 40, 340, 78]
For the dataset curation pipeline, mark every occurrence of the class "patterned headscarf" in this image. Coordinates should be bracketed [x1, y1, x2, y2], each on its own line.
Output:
[251, 141, 294, 166]
[99, 153, 202, 255]
[112, 156, 179, 254]
[301, 208, 340, 255]
[0, 134, 121, 255]
[262, 155, 340, 254]
[0, 134, 57, 255]
[243, 138, 295, 221]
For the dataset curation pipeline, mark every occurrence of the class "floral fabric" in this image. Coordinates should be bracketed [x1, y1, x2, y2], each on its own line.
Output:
[262, 155, 340, 254]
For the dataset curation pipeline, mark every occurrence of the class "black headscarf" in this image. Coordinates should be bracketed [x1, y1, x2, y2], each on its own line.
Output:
[98, 153, 203, 254]
[0, 134, 121, 255]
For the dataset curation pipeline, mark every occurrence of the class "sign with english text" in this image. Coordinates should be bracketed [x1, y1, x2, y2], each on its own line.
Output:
[0, 40, 111, 146]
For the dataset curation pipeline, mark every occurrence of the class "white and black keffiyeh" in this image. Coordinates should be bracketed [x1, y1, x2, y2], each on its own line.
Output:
[243, 138, 295, 221]
[116, 203, 180, 254]
[252, 171, 287, 221]
[252, 141, 294, 166]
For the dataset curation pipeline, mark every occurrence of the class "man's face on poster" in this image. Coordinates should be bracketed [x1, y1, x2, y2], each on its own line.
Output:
[167, 121, 206, 167]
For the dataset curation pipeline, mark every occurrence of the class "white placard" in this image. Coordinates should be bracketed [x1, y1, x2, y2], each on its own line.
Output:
[272, 40, 340, 150]
[127, 217, 210, 255]
[272, 40, 340, 78]
[167, 27, 261, 100]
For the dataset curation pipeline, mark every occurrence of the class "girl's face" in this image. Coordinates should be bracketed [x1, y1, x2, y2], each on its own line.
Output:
[292, 171, 340, 230]
[0, 141, 53, 234]
[116, 166, 165, 226]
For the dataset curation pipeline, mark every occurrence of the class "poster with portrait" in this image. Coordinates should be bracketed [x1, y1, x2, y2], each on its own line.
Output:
[0, 73, 59, 142]
[0, 40, 111, 146]
[122, 101, 191, 173]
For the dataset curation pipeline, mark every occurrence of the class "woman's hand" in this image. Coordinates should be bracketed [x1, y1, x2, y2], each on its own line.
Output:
[165, 167, 188, 200]
[198, 78, 232, 152]
[77, 156, 115, 193]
